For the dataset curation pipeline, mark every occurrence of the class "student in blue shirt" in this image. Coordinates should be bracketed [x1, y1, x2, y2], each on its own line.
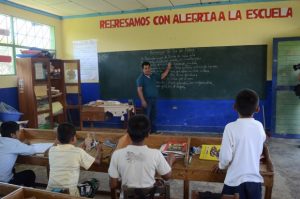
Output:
[0, 121, 36, 187]
[136, 61, 172, 133]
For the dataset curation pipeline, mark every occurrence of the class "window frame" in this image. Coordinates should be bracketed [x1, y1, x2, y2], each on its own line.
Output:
[0, 13, 55, 76]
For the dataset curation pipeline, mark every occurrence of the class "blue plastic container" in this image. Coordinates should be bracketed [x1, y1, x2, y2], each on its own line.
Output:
[0, 112, 23, 122]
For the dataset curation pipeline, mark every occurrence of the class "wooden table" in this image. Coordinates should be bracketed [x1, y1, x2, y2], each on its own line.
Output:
[187, 136, 274, 199]
[16, 129, 274, 199]
[0, 182, 86, 199]
[80, 104, 134, 130]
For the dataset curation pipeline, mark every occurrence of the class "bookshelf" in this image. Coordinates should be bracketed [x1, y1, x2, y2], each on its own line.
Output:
[16, 58, 80, 128]
[17, 58, 54, 128]
[61, 60, 82, 125]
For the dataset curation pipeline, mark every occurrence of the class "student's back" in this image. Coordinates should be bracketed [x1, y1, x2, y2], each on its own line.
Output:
[110, 144, 170, 188]
[47, 144, 95, 195]
[214, 89, 266, 199]
[221, 118, 265, 186]
[46, 123, 101, 196]
[0, 121, 36, 187]
[108, 115, 175, 199]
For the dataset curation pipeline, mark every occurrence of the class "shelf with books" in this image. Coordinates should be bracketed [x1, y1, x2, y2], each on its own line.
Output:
[16, 58, 54, 128]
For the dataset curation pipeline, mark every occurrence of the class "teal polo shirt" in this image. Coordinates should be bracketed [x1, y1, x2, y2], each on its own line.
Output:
[136, 73, 161, 98]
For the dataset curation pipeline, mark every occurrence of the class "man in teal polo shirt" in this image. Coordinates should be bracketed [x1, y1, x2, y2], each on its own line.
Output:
[136, 61, 172, 133]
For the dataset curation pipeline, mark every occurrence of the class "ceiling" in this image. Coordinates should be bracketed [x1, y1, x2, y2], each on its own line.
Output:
[4, 0, 289, 18]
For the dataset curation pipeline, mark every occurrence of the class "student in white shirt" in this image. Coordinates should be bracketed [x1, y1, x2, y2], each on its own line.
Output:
[213, 89, 266, 199]
[46, 123, 102, 196]
[0, 121, 36, 187]
[108, 115, 176, 199]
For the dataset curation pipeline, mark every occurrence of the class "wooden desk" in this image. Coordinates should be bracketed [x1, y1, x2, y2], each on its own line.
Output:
[187, 136, 274, 199]
[80, 104, 134, 130]
[16, 129, 274, 199]
[0, 182, 86, 199]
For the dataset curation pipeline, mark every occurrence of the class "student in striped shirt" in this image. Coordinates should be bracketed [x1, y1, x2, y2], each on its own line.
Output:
[46, 123, 102, 196]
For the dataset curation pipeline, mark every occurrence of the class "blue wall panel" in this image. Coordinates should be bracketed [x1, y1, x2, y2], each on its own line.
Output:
[0, 87, 18, 110]
[0, 81, 272, 133]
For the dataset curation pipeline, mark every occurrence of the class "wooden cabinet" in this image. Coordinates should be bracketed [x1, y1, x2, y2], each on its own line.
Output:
[16, 58, 80, 128]
[52, 59, 82, 125]
[17, 58, 54, 128]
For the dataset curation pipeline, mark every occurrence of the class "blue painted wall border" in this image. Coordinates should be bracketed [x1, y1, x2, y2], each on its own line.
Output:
[0, 81, 272, 134]
[79, 82, 271, 133]
[271, 37, 300, 139]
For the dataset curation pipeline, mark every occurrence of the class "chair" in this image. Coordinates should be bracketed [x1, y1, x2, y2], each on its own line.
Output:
[123, 179, 170, 199]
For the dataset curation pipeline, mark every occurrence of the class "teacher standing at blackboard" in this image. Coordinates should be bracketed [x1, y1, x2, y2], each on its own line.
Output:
[136, 61, 172, 133]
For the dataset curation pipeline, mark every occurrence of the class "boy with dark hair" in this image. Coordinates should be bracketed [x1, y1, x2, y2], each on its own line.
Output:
[109, 115, 176, 199]
[213, 89, 266, 199]
[46, 123, 102, 196]
[0, 121, 36, 187]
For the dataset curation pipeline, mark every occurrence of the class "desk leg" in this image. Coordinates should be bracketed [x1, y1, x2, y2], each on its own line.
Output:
[46, 165, 50, 179]
[264, 186, 272, 199]
[184, 180, 189, 199]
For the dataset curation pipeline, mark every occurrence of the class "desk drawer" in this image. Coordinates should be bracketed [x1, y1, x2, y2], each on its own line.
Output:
[81, 111, 105, 121]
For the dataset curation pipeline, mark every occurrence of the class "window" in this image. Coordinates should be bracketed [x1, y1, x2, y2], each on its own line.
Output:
[0, 13, 55, 75]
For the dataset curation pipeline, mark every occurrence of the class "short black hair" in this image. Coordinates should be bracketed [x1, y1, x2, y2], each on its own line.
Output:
[235, 89, 259, 117]
[141, 61, 150, 69]
[0, 121, 19, 137]
[127, 115, 151, 143]
[57, 123, 76, 144]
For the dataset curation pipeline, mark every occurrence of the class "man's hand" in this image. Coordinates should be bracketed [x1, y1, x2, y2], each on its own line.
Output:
[212, 163, 225, 174]
[167, 62, 172, 69]
[166, 153, 176, 167]
[79, 141, 86, 150]
[161, 62, 172, 80]
[141, 100, 147, 108]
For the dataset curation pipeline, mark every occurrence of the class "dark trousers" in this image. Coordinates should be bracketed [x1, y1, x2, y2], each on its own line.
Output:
[9, 170, 36, 187]
[143, 98, 157, 133]
[222, 182, 262, 199]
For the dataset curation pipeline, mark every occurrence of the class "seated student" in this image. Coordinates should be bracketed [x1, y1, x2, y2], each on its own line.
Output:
[115, 133, 131, 151]
[212, 89, 266, 199]
[108, 115, 176, 199]
[46, 123, 102, 196]
[0, 121, 36, 187]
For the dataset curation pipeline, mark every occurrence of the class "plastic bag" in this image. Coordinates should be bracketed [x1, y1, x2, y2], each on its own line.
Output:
[77, 178, 99, 198]
[0, 102, 20, 113]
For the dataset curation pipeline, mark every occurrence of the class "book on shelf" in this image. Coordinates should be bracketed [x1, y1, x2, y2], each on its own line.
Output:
[160, 142, 187, 158]
[199, 144, 221, 161]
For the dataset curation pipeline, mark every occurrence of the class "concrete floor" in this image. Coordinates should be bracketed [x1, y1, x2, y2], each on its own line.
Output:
[16, 137, 300, 199]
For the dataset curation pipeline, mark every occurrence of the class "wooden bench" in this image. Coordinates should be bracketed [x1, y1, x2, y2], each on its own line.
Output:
[16, 128, 274, 199]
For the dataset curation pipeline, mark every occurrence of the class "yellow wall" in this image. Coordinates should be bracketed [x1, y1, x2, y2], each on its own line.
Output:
[62, 1, 300, 80]
[0, 3, 62, 88]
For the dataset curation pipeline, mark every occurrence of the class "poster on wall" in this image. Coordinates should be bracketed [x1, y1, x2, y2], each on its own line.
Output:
[73, 39, 99, 83]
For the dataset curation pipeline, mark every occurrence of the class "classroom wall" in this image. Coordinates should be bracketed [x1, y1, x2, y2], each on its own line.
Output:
[0, 3, 63, 109]
[60, 1, 300, 132]
[1, 1, 299, 132]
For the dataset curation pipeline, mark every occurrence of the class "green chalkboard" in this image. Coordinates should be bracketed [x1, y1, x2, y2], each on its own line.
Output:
[99, 45, 266, 99]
